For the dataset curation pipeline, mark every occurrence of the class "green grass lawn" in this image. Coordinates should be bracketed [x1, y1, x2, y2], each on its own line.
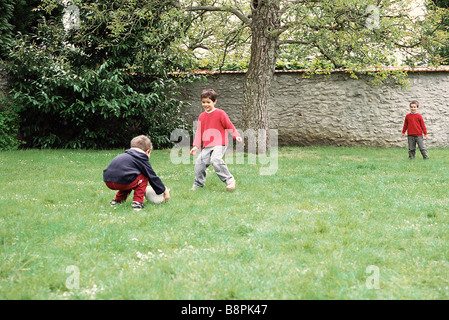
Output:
[0, 146, 448, 299]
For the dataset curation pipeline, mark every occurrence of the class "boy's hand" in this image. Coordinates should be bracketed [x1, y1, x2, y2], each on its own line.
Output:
[425, 134, 428, 140]
[401, 133, 404, 138]
[236, 136, 243, 143]
[190, 146, 198, 156]
[163, 188, 170, 202]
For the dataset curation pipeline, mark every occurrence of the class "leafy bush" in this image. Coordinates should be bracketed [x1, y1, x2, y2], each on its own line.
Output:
[0, 99, 23, 150]
[434, 0, 449, 65]
[5, 38, 191, 149]
[2, 0, 197, 149]
[0, 0, 14, 59]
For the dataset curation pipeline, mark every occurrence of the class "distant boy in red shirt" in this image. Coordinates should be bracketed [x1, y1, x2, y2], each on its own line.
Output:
[190, 89, 243, 191]
[401, 100, 429, 160]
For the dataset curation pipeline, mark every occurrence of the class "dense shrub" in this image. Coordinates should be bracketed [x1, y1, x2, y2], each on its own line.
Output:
[0, 0, 14, 59]
[0, 104, 23, 151]
[5, 36, 191, 149]
[2, 0, 196, 149]
[434, 0, 449, 65]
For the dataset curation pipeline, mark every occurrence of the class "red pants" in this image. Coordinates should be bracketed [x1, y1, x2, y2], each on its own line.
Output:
[105, 174, 148, 204]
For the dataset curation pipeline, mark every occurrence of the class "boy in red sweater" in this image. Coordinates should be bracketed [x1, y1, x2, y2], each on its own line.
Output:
[401, 100, 429, 159]
[190, 89, 242, 191]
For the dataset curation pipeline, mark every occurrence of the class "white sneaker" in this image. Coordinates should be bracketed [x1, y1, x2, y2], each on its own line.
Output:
[190, 184, 202, 191]
[226, 179, 236, 191]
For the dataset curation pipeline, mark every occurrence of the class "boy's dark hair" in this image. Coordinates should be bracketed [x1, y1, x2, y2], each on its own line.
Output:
[410, 100, 419, 107]
[201, 88, 218, 102]
[130, 135, 153, 152]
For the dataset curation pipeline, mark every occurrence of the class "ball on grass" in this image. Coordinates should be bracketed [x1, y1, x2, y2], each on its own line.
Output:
[145, 185, 165, 204]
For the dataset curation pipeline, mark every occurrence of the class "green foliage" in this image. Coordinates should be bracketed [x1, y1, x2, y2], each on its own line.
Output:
[181, 3, 252, 72]
[434, 0, 449, 64]
[279, 0, 449, 69]
[0, 0, 14, 59]
[0, 0, 60, 59]
[2, 0, 197, 149]
[12, 0, 52, 34]
[182, 0, 449, 71]
[0, 103, 23, 151]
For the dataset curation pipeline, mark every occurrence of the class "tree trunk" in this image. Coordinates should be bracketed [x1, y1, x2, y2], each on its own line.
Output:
[242, 0, 280, 153]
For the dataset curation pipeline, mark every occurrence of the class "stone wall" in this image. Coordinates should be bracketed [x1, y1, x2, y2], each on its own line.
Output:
[1, 68, 448, 148]
[180, 70, 449, 148]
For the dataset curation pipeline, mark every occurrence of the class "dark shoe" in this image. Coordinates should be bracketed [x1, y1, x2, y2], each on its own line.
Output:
[131, 201, 145, 211]
[110, 200, 122, 207]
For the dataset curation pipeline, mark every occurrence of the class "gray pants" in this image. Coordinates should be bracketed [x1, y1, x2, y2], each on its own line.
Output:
[194, 146, 234, 187]
[408, 135, 428, 159]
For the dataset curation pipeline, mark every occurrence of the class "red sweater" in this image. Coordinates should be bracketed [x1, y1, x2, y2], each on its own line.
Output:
[402, 113, 427, 136]
[193, 108, 240, 148]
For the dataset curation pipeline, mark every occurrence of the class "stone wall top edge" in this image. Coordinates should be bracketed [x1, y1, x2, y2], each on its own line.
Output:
[172, 65, 449, 76]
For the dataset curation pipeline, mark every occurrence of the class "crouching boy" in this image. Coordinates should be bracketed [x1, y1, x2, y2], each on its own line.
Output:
[103, 135, 170, 210]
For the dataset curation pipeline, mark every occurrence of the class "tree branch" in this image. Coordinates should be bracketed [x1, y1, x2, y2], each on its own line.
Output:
[185, 5, 251, 26]
[279, 39, 310, 46]
[315, 42, 343, 69]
